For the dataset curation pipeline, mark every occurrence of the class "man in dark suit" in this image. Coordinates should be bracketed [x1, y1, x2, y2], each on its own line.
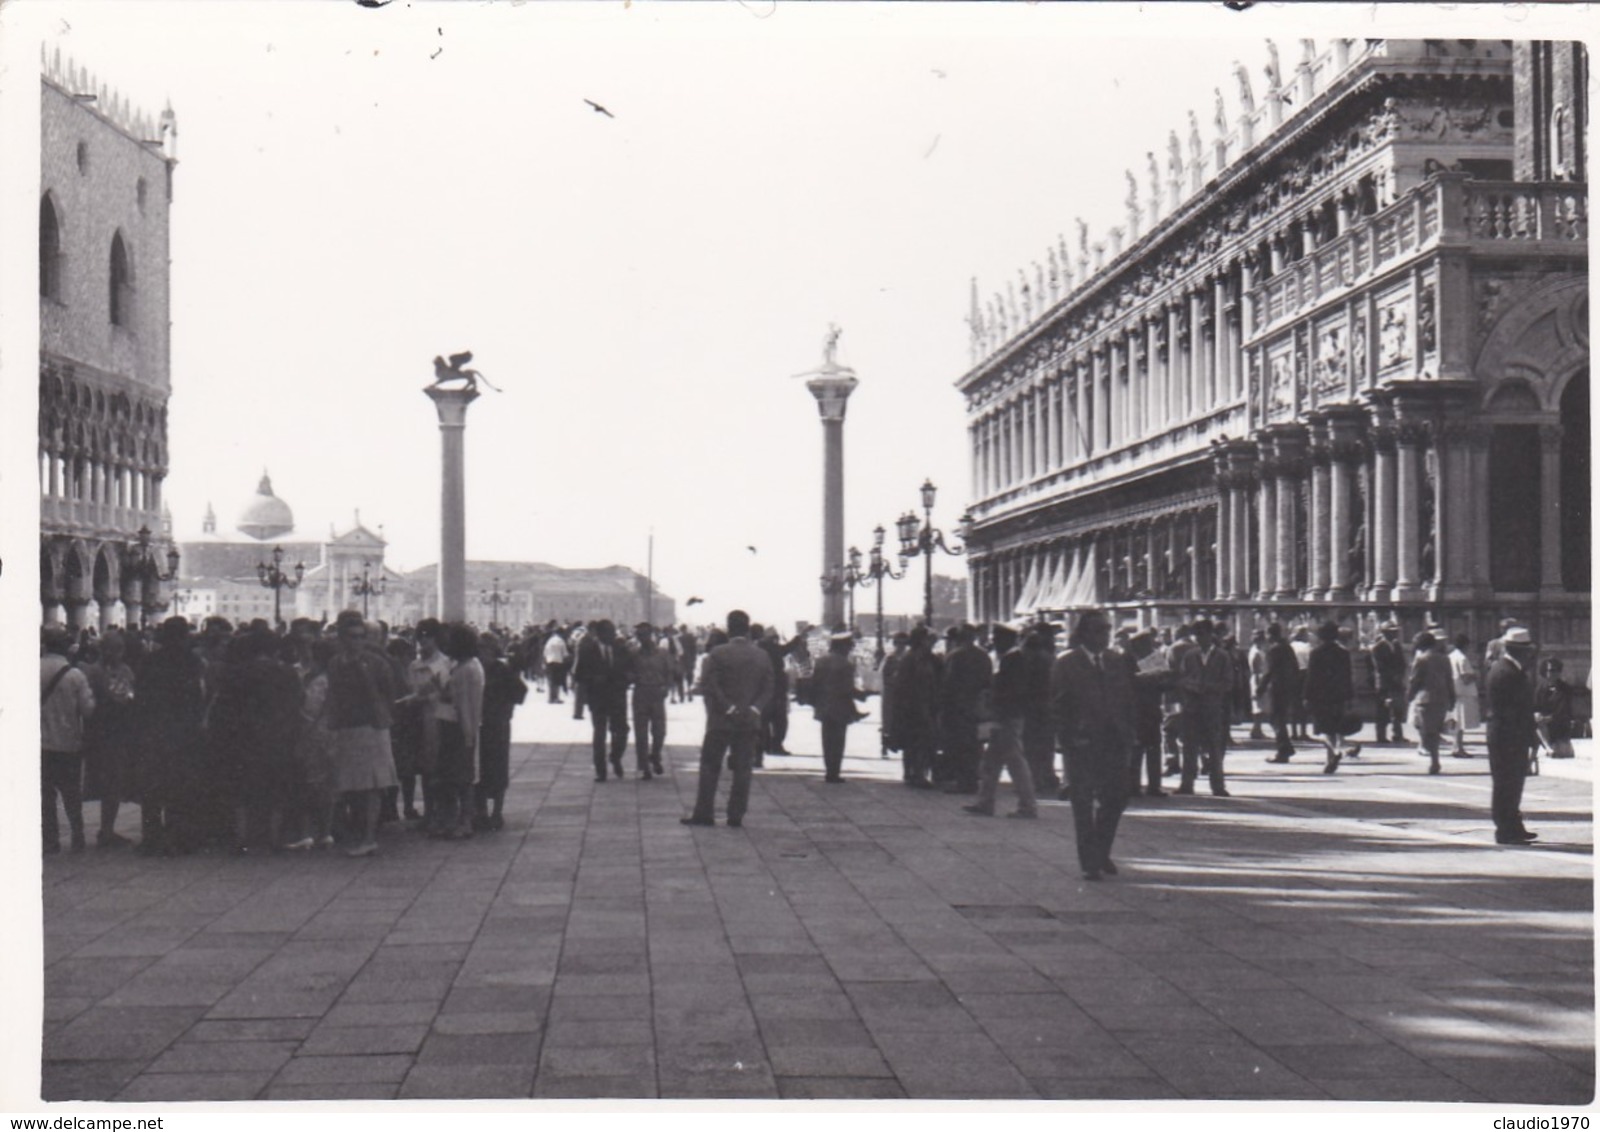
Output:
[939, 623, 992, 795]
[682, 610, 773, 828]
[1262, 623, 1301, 763]
[1051, 609, 1134, 880]
[573, 619, 632, 781]
[810, 629, 867, 783]
[1484, 626, 1539, 845]
[1177, 618, 1234, 796]
[1371, 621, 1407, 744]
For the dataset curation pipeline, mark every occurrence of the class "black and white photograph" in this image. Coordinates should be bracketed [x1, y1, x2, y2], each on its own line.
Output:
[2, 0, 1593, 1116]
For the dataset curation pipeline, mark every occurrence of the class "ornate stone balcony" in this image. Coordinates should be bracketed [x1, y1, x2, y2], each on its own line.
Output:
[41, 496, 159, 543]
[1252, 175, 1587, 336]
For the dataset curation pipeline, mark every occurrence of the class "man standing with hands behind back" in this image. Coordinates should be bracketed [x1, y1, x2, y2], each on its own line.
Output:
[1484, 626, 1539, 846]
[1051, 610, 1134, 881]
[683, 610, 772, 829]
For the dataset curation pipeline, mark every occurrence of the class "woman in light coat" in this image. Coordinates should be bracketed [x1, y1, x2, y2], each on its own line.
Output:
[1448, 633, 1480, 757]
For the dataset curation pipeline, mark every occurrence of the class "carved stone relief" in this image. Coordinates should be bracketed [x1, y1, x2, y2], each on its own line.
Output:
[1267, 346, 1295, 422]
[1313, 319, 1348, 399]
[1379, 302, 1411, 371]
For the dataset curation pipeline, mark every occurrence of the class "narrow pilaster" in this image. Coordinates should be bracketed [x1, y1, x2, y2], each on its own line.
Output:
[1369, 405, 1397, 602]
[1540, 422, 1565, 595]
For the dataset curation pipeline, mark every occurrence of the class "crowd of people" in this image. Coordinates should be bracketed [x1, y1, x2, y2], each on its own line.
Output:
[40, 611, 532, 858]
[40, 603, 1581, 875]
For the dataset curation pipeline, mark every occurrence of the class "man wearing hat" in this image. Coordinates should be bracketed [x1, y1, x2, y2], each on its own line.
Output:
[1484, 627, 1539, 844]
[1371, 621, 1408, 745]
[939, 623, 992, 795]
[630, 624, 672, 779]
[877, 631, 910, 760]
[1051, 610, 1133, 879]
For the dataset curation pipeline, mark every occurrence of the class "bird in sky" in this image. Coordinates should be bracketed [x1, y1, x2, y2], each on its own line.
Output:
[584, 99, 615, 119]
[746, 546, 758, 554]
[686, 597, 704, 606]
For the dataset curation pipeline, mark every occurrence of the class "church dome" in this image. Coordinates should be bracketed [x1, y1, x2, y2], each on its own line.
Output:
[237, 472, 295, 541]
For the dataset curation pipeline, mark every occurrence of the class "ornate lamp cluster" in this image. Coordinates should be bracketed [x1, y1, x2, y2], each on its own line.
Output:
[352, 559, 387, 619]
[257, 545, 305, 629]
[122, 524, 180, 627]
[895, 479, 970, 630]
[480, 576, 508, 631]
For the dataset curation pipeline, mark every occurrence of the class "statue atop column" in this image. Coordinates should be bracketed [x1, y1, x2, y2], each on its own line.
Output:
[822, 322, 842, 367]
[1146, 150, 1162, 219]
[1124, 170, 1142, 236]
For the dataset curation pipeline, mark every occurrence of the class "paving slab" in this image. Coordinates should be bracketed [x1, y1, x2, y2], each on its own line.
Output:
[37, 704, 1595, 1102]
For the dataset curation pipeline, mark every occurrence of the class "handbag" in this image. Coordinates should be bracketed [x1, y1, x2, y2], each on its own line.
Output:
[1552, 737, 1576, 759]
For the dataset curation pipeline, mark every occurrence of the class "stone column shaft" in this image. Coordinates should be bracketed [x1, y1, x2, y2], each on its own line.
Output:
[1257, 474, 1278, 598]
[1540, 424, 1565, 593]
[426, 385, 479, 622]
[1372, 437, 1397, 600]
[1395, 439, 1423, 598]
[1309, 456, 1330, 596]
[1328, 456, 1355, 598]
[1275, 469, 1298, 598]
[1230, 485, 1251, 598]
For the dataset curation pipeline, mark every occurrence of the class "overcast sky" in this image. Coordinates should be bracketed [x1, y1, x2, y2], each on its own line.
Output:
[7, 1, 1581, 630]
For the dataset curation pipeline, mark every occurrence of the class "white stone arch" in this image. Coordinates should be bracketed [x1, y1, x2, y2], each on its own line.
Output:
[1475, 274, 1589, 414]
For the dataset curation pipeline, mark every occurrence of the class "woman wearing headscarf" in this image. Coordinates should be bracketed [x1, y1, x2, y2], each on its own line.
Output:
[326, 610, 398, 857]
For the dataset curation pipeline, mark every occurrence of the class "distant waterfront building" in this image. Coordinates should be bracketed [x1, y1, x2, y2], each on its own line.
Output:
[958, 39, 1588, 674]
[177, 475, 403, 625]
[39, 48, 179, 627]
[398, 562, 676, 630]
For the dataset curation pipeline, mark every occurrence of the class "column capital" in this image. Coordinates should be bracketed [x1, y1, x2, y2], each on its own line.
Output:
[805, 372, 860, 422]
[424, 383, 480, 427]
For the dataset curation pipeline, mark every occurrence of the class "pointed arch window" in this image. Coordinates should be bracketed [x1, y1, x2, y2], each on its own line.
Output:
[109, 231, 131, 327]
[40, 195, 62, 300]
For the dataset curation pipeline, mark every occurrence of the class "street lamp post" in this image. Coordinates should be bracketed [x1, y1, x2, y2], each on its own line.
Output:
[257, 545, 305, 630]
[352, 560, 387, 619]
[896, 479, 969, 629]
[124, 524, 180, 628]
[480, 576, 508, 631]
[863, 524, 906, 661]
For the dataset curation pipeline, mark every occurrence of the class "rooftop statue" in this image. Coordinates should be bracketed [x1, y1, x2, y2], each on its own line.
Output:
[1264, 39, 1282, 92]
[1214, 87, 1228, 135]
[1233, 61, 1255, 113]
[1168, 130, 1183, 180]
[1188, 110, 1203, 161]
[431, 351, 500, 392]
[1147, 151, 1161, 204]
[823, 323, 842, 367]
[1075, 218, 1089, 261]
[1301, 38, 1316, 68]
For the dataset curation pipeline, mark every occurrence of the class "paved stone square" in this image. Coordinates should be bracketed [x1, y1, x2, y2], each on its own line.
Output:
[40, 696, 1594, 1103]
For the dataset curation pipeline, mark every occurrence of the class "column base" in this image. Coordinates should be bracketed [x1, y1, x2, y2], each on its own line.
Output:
[1391, 585, 1427, 603]
[1325, 587, 1357, 603]
[1302, 588, 1327, 603]
[1366, 585, 1393, 604]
